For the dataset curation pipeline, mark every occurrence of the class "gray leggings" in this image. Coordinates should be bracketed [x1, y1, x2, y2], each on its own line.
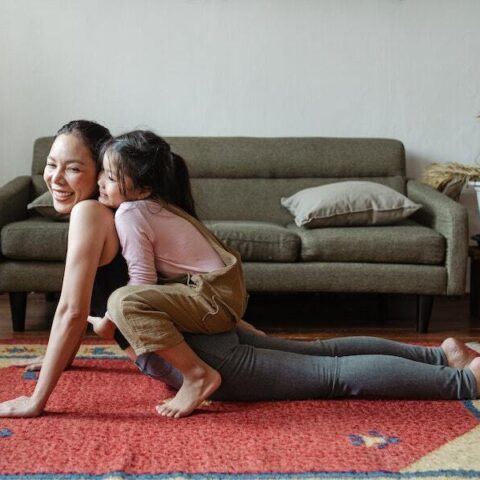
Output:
[135, 329, 477, 401]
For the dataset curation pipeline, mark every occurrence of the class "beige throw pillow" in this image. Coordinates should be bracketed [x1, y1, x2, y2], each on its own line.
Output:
[27, 191, 70, 221]
[281, 181, 421, 228]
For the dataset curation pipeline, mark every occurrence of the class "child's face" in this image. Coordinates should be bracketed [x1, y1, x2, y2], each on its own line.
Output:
[97, 154, 137, 209]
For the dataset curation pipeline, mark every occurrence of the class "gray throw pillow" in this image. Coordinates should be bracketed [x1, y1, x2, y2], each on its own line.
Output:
[27, 191, 70, 221]
[281, 181, 421, 228]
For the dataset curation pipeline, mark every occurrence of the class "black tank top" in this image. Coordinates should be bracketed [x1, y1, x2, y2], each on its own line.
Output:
[90, 251, 130, 349]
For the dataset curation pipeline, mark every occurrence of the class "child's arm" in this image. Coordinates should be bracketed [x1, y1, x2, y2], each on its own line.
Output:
[115, 207, 158, 285]
[87, 207, 158, 341]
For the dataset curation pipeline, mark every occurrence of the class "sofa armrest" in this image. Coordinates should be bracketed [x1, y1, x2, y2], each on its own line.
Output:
[0, 176, 31, 231]
[407, 179, 468, 295]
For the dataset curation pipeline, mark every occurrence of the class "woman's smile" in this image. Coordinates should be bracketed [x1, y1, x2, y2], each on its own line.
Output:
[51, 189, 74, 200]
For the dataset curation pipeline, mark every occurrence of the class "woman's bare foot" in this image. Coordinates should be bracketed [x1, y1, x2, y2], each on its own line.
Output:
[87, 315, 116, 339]
[469, 357, 480, 398]
[441, 337, 477, 368]
[155, 365, 221, 419]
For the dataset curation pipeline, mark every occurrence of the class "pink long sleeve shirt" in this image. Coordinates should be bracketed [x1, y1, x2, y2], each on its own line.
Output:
[115, 200, 224, 285]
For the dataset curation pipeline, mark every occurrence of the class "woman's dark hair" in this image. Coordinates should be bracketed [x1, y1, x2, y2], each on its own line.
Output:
[102, 130, 198, 218]
[56, 120, 112, 172]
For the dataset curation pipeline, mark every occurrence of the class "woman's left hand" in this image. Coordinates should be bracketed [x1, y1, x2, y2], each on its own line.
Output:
[0, 396, 43, 418]
[10, 356, 45, 371]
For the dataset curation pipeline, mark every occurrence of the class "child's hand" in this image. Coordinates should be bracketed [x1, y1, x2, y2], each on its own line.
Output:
[87, 315, 102, 326]
[88, 314, 116, 339]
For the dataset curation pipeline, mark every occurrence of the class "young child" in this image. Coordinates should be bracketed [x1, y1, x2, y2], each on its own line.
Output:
[90, 130, 255, 418]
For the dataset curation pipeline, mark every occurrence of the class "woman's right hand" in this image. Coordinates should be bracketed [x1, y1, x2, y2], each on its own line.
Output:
[11, 356, 45, 371]
[0, 396, 44, 417]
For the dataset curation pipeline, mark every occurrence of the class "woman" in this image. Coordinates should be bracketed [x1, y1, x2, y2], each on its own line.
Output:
[0, 120, 478, 418]
[0, 120, 127, 417]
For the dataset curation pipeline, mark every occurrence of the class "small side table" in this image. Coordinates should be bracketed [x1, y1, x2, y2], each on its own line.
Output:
[469, 245, 480, 317]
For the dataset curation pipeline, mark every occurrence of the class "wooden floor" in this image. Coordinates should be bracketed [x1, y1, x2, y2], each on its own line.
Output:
[1, 291, 479, 343]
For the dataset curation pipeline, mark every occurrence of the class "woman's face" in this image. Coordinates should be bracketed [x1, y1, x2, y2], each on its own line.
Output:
[43, 134, 99, 214]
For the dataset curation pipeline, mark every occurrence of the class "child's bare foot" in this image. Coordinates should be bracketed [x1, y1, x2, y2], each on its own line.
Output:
[155, 365, 221, 419]
[87, 315, 116, 339]
[469, 357, 480, 398]
[441, 337, 477, 368]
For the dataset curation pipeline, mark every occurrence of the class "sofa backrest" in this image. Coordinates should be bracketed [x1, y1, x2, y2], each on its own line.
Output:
[32, 136, 406, 224]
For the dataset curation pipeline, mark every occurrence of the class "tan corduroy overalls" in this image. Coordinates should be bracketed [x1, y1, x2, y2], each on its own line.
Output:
[107, 204, 249, 356]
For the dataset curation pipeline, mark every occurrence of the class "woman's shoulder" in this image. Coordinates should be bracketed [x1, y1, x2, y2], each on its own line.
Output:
[68, 200, 119, 265]
[70, 199, 115, 225]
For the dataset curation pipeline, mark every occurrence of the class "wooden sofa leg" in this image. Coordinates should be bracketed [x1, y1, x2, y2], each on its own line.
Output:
[45, 292, 60, 302]
[416, 295, 434, 333]
[9, 292, 27, 332]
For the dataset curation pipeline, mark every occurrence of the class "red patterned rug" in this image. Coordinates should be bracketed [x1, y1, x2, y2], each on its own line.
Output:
[0, 339, 479, 479]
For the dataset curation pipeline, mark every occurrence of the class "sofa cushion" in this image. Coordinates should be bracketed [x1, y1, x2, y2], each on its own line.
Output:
[287, 219, 445, 265]
[27, 191, 70, 221]
[1, 218, 301, 264]
[1, 218, 68, 261]
[281, 181, 420, 228]
[204, 221, 300, 262]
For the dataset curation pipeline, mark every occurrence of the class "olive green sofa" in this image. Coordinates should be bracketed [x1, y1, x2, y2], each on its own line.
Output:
[0, 136, 468, 333]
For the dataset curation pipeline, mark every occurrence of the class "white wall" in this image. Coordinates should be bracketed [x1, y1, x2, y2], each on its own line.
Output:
[1, 0, 480, 228]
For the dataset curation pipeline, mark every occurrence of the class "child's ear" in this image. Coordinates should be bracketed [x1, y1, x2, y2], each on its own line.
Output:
[136, 187, 152, 200]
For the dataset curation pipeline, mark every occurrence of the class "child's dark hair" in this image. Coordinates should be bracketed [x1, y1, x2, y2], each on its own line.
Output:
[102, 130, 198, 218]
[56, 120, 112, 172]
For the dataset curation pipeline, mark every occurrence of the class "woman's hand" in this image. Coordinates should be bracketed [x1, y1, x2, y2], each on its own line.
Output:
[11, 350, 79, 372]
[0, 396, 43, 418]
[11, 356, 45, 371]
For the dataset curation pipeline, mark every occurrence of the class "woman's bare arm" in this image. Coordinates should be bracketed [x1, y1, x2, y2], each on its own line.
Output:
[0, 201, 117, 417]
